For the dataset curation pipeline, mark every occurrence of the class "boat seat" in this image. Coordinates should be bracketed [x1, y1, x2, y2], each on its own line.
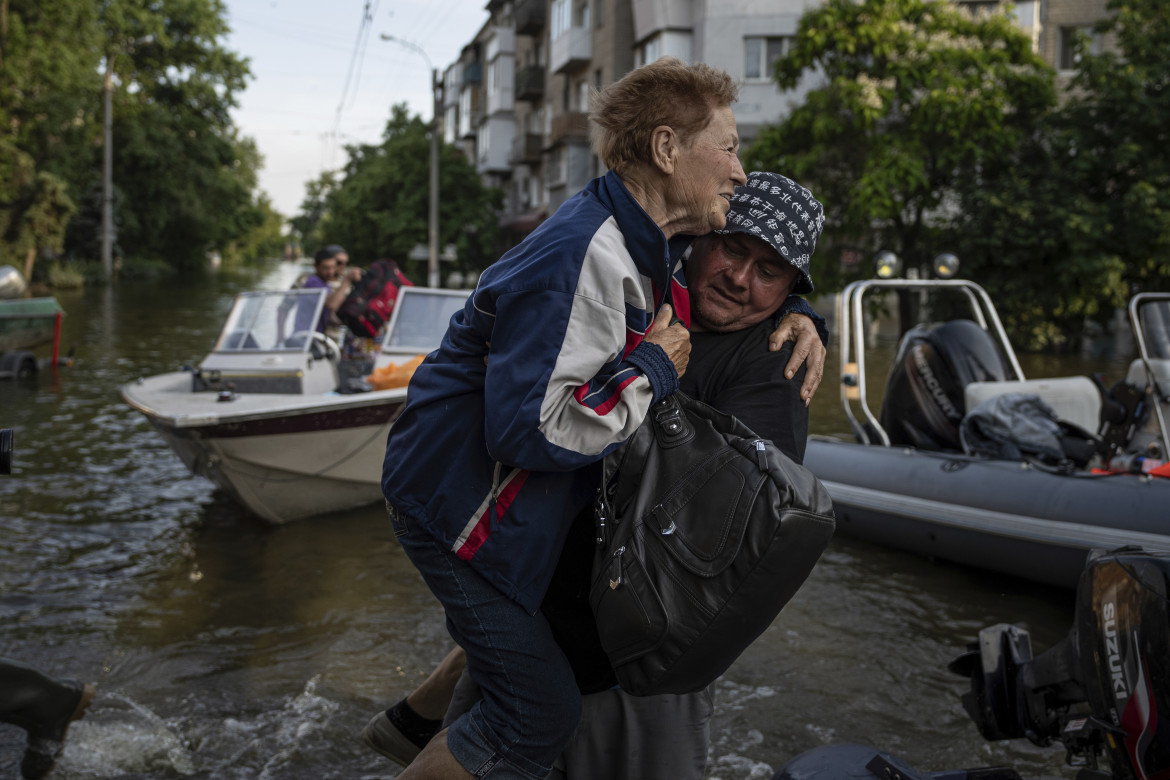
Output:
[1125, 358, 1170, 395]
[964, 376, 1103, 434]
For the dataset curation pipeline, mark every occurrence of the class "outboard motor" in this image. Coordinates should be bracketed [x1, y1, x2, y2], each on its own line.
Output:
[773, 547, 1170, 780]
[880, 320, 1010, 451]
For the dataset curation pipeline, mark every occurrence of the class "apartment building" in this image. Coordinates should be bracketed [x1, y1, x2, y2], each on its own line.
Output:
[439, 0, 1113, 240]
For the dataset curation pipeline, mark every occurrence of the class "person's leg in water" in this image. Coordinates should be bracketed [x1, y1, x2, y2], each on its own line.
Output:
[389, 505, 581, 779]
[363, 645, 467, 765]
[0, 656, 96, 780]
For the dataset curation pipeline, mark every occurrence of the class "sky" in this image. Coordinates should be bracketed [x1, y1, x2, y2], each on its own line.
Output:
[223, 0, 492, 217]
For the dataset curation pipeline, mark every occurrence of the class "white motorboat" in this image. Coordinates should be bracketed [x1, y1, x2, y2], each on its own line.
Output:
[123, 286, 469, 523]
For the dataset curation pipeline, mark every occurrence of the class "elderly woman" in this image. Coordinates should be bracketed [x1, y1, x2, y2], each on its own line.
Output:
[381, 58, 817, 780]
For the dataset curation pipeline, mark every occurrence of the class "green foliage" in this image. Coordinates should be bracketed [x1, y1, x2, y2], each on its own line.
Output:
[310, 105, 504, 280]
[96, 0, 259, 270]
[745, 0, 1056, 295]
[226, 193, 287, 264]
[0, 0, 269, 275]
[0, 0, 104, 189]
[46, 261, 86, 289]
[0, 140, 77, 276]
[289, 172, 336, 249]
[953, 0, 1170, 348]
[1056, 0, 1170, 297]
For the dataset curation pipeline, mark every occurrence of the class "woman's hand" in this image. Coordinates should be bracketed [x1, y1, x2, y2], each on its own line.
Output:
[644, 303, 691, 378]
[769, 313, 825, 406]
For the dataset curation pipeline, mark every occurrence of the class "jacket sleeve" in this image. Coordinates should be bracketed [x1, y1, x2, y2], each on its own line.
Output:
[481, 287, 678, 472]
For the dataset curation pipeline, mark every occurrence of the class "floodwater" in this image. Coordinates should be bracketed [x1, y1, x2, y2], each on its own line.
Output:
[0, 261, 1138, 779]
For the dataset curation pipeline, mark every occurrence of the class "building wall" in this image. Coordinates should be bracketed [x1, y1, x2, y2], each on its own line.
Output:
[692, 0, 822, 146]
[462, 0, 1115, 237]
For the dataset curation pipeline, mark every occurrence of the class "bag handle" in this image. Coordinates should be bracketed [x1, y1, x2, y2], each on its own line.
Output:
[652, 394, 693, 448]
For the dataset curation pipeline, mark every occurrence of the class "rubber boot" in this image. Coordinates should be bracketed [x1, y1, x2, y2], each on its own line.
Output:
[0, 656, 95, 779]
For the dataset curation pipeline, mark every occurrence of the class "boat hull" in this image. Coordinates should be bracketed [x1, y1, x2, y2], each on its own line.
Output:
[124, 371, 408, 523]
[804, 437, 1170, 588]
[0, 297, 63, 351]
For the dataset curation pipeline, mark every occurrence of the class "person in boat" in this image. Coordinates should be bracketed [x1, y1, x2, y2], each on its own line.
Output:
[367, 171, 825, 779]
[0, 656, 95, 779]
[378, 58, 824, 780]
[290, 244, 362, 338]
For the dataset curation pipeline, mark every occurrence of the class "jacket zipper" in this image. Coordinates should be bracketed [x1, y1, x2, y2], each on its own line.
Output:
[488, 461, 504, 522]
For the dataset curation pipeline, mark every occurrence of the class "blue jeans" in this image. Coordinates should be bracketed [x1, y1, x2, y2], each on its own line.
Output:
[388, 502, 582, 780]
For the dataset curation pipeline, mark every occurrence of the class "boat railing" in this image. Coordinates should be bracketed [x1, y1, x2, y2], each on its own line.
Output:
[838, 278, 1024, 446]
[1128, 293, 1170, 459]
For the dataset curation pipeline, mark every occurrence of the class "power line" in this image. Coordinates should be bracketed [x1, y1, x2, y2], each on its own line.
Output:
[411, 0, 479, 53]
[329, 0, 378, 168]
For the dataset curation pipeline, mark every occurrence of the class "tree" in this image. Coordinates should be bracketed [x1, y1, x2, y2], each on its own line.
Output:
[93, 0, 260, 270]
[289, 171, 336, 251]
[227, 193, 286, 264]
[951, 0, 1170, 349]
[312, 105, 503, 280]
[745, 0, 1056, 295]
[1055, 0, 1170, 300]
[0, 142, 76, 278]
[0, 0, 101, 272]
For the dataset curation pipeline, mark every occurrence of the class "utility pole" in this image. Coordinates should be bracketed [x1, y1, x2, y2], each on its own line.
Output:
[381, 34, 442, 288]
[102, 54, 114, 281]
[428, 68, 442, 289]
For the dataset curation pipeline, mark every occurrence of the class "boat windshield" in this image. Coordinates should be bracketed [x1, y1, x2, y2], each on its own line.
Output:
[381, 288, 469, 356]
[1138, 297, 1170, 360]
[213, 289, 327, 353]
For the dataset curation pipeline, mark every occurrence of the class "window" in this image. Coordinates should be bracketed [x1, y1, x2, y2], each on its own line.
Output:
[577, 79, 590, 111]
[575, 1, 589, 30]
[595, 0, 603, 28]
[744, 36, 792, 80]
[957, 1, 1000, 16]
[637, 35, 661, 68]
[551, 0, 570, 39]
[1059, 25, 1101, 70]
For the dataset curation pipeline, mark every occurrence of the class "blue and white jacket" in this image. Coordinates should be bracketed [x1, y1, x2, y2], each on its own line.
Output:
[382, 171, 819, 613]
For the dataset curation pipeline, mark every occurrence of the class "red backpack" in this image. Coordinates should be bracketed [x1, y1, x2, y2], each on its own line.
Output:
[337, 259, 414, 338]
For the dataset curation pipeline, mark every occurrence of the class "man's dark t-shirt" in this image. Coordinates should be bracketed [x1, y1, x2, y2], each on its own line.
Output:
[542, 325, 810, 692]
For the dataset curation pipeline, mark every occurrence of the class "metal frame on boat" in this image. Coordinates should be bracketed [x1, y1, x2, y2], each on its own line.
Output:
[803, 280, 1170, 588]
[123, 286, 469, 523]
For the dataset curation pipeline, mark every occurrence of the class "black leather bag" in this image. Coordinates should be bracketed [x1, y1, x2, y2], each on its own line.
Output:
[589, 392, 836, 696]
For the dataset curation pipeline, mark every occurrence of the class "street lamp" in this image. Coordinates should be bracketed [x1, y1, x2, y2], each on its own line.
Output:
[380, 34, 443, 288]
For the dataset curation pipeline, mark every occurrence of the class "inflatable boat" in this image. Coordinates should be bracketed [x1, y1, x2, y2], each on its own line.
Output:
[804, 281, 1170, 588]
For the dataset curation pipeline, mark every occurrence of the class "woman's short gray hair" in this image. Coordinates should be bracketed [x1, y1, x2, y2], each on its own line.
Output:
[590, 57, 739, 175]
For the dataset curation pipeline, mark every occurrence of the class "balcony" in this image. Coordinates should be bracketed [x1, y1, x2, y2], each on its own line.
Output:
[549, 25, 591, 74]
[514, 65, 545, 103]
[509, 133, 543, 166]
[548, 111, 589, 147]
[515, 0, 547, 36]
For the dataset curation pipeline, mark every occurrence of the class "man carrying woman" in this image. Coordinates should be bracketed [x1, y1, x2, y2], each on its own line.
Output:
[379, 58, 817, 780]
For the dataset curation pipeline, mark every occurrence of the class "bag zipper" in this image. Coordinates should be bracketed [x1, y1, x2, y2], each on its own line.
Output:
[646, 445, 736, 526]
[607, 545, 626, 589]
